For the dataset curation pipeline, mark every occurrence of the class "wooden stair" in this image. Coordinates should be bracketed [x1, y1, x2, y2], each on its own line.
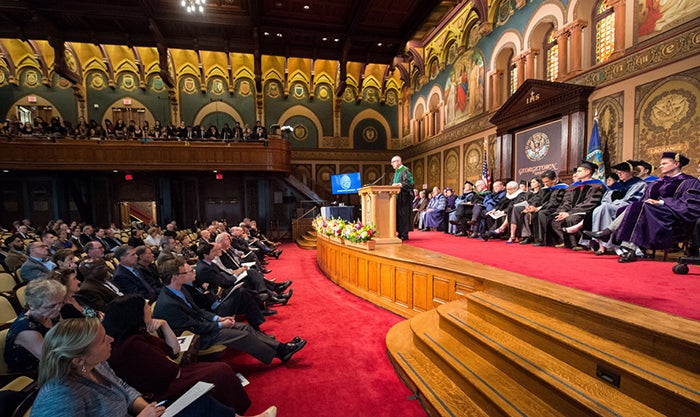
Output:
[387, 292, 700, 417]
[296, 229, 317, 250]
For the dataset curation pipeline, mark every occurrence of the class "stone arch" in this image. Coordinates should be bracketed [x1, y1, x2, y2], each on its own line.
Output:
[193, 101, 245, 126]
[5, 95, 65, 123]
[523, 2, 565, 47]
[489, 29, 523, 71]
[277, 105, 324, 138]
[348, 108, 392, 146]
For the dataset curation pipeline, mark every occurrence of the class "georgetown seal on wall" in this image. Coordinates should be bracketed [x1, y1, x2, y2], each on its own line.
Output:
[525, 132, 550, 161]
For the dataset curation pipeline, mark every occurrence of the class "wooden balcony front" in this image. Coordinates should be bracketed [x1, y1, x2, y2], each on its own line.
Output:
[0, 136, 291, 172]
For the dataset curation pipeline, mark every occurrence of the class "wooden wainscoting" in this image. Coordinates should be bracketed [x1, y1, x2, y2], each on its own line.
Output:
[316, 238, 484, 317]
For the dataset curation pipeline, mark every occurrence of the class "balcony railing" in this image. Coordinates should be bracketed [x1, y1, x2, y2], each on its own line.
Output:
[0, 135, 291, 172]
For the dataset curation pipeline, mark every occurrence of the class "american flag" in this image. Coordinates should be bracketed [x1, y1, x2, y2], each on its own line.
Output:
[481, 149, 491, 188]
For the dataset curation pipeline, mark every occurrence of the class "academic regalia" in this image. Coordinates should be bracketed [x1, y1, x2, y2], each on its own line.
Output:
[424, 193, 447, 229]
[393, 165, 414, 239]
[615, 173, 700, 250]
[549, 179, 606, 247]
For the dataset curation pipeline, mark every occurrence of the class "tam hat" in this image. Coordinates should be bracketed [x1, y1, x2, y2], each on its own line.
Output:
[611, 160, 635, 172]
[661, 152, 690, 167]
[578, 160, 598, 172]
[632, 160, 653, 171]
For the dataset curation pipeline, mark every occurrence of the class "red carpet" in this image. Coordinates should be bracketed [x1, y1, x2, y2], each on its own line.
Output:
[404, 231, 700, 321]
[219, 243, 426, 417]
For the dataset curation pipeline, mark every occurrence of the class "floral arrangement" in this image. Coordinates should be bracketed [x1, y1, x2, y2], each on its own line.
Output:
[312, 216, 375, 242]
[312, 216, 346, 237]
[341, 220, 376, 243]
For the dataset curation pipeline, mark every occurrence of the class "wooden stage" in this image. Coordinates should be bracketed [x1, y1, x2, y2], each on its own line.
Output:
[315, 236, 700, 417]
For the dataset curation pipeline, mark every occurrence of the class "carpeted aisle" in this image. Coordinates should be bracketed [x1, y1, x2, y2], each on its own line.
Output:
[219, 243, 426, 417]
[404, 231, 700, 321]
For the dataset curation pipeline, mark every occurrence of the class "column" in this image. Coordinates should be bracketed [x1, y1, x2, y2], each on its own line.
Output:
[567, 20, 587, 75]
[554, 27, 569, 79]
[489, 70, 502, 110]
[607, 0, 626, 58]
[525, 49, 539, 80]
[515, 53, 526, 88]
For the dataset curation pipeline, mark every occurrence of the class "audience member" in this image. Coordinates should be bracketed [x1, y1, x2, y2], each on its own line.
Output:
[3, 234, 27, 272]
[49, 269, 102, 319]
[421, 186, 447, 231]
[19, 241, 57, 281]
[547, 161, 605, 249]
[4, 279, 66, 372]
[103, 294, 263, 415]
[31, 318, 275, 417]
[113, 245, 159, 301]
[597, 153, 700, 262]
[153, 258, 306, 364]
[582, 160, 647, 255]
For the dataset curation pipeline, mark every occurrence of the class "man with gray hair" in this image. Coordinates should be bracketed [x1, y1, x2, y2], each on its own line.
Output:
[19, 241, 57, 281]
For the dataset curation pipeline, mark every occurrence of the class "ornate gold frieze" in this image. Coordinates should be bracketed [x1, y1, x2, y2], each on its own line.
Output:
[573, 26, 700, 87]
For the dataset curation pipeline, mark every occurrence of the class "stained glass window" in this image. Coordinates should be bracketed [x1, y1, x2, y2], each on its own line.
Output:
[593, 0, 615, 63]
[508, 52, 517, 96]
[544, 28, 559, 81]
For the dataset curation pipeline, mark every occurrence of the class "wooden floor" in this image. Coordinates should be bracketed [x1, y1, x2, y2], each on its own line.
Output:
[315, 238, 700, 416]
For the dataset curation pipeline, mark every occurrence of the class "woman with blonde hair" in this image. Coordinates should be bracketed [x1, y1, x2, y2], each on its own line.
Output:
[31, 318, 276, 417]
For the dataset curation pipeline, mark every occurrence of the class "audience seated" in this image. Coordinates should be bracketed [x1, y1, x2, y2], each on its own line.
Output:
[112, 245, 159, 301]
[19, 242, 56, 282]
[509, 177, 546, 244]
[469, 180, 505, 237]
[481, 181, 526, 242]
[48, 269, 101, 319]
[3, 234, 27, 273]
[4, 279, 65, 372]
[30, 318, 277, 417]
[134, 245, 164, 290]
[581, 160, 647, 255]
[103, 294, 261, 415]
[76, 262, 123, 312]
[591, 153, 700, 262]
[421, 186, 447, 231]
[153, 258, 306, 364]
[531, 170, 568, 246]
[412, 190, 429, 230]
[545, 161, 606, 249]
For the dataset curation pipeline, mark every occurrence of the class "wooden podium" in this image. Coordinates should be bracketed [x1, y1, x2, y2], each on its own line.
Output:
[358, 185, 402, 245]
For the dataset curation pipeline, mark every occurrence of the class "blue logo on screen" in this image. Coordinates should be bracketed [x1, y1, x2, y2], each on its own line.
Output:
[331, 172, 361, 195]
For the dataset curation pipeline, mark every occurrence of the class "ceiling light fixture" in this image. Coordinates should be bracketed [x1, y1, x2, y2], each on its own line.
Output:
[181, 0, 205, 13]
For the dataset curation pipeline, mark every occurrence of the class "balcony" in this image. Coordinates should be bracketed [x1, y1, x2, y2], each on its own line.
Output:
[0, 135, 291, 173]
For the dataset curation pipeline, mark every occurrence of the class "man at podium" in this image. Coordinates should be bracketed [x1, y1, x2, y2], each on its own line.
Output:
[391, 155, 415, 241]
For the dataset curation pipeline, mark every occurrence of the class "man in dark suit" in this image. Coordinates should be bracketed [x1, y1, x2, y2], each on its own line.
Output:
[153, 258, 306, 363]
[76, 263, 123, 311]
[112, 245, 159, 300]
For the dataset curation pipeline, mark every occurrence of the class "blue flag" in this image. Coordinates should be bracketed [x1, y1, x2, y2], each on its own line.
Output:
[586, 119, 605, 181]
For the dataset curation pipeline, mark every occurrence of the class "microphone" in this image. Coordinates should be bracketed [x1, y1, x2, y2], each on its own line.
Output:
[365, 173, 385, 187]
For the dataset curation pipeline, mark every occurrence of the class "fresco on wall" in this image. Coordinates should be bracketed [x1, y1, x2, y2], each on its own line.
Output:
[637, 77, 700, 167]
[594, 97, 623, 168]
[443, 49, 484, 128]
[636, 0, 700, 42]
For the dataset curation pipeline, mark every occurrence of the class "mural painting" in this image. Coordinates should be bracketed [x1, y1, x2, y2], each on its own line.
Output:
[443, 49, 484, 128]
[636, 0, 700, 42]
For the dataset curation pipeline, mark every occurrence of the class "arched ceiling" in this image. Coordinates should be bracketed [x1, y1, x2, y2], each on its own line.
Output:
[0, 0, 461, 66]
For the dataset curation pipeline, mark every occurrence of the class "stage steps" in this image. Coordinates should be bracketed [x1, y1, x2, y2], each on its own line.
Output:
[387, 293, 700, 417]
[296, 229, 317, 249]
